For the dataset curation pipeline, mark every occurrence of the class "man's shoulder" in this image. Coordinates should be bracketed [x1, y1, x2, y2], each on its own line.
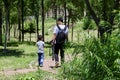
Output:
[37, 41, 44, 44]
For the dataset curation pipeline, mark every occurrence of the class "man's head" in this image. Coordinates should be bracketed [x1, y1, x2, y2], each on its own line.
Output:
[57, 17, 63, 25]
[37, 35, 43, 41]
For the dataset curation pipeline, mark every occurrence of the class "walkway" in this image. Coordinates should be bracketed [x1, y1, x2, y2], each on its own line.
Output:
[0, 54, 72, 76]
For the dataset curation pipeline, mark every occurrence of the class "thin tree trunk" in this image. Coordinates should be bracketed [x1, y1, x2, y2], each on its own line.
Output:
[64, 0, 67, 26]
[0, 7, 2, 45]
[67, 9, 71, 28]
[14, 25, 16, 37]
[4, 8, 9, 52]
[55, 5, 57, 22]
[41, 0, 44, 40]
[21, 0, 24, 42]
[7, 12, 10, 41]
[71, 22, 73, 42]
[35, 16, 39, 37]
[18, 0, 21, 41]
[30, 33, 31, 42]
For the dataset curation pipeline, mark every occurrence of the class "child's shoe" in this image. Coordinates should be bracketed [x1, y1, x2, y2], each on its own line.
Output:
[40, 64, 43, 67]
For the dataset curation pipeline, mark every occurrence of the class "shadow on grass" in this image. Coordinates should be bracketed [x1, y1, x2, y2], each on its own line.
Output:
[20, 41, 36, 46]
[1, 41, 36, 47]
[0, 49, 24, 57]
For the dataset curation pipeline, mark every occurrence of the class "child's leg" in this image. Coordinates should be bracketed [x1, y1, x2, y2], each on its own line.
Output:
[40, 53, 44, 66]
[38, 53, 41, 66]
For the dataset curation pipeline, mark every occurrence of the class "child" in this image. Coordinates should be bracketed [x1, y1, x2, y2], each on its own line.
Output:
[36, 35, 44, 67]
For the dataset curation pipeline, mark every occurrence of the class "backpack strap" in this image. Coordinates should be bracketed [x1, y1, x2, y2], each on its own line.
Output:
[57, 25, 66, 31]
[57, 25, 61, 30]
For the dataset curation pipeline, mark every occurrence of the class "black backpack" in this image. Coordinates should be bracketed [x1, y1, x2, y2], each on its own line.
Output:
[56, 25, 67, 44]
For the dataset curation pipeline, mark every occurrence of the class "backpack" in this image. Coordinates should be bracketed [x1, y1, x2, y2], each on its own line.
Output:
[56, 25, 67, 44]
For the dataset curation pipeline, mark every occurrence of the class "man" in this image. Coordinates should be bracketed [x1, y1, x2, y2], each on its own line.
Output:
[52, 17, 68, 67]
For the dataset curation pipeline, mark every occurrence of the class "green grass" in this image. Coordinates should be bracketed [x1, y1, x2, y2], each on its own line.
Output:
[0, 42, 37, 71]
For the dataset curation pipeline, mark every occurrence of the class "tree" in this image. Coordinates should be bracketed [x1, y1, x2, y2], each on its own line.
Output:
[21, 0, 24, 42]
[3, 0, 11, 51]
[18, 0, 21, 41]
[0, 1, 3, 45]
[29, 0, 40, 38]
[41, 0, 44, 40]
[84, 0, 120, 42]
[28, 22, 35, 41]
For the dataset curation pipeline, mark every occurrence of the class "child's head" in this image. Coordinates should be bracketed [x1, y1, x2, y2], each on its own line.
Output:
[37, 35, 43, 41]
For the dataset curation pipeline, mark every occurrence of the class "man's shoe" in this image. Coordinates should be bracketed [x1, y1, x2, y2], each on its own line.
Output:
[55, 62, 59, 67]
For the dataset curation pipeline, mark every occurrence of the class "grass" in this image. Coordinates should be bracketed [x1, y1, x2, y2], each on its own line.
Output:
[0, 42, 37, 71]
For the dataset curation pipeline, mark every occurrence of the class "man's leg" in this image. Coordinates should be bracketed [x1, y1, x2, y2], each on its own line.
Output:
[52, 45, 55, 61]
[54, 44, 59, 67]
[60, 45, 65, 64]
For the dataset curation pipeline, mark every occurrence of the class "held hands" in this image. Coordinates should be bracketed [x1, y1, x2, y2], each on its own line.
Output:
[50, 40, 55, 45]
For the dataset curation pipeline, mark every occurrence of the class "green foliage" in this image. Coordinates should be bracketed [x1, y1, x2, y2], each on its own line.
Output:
[24, 22, 36, 33]
[60, 34, 120, 80]
[82, 16, 97, 30]
[114, 10, 120, 28]
[99, 20, 111, 29]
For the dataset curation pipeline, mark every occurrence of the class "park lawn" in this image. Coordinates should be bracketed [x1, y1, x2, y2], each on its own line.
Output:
[0, 41, 52, 71]
[0, 43, 37, 71]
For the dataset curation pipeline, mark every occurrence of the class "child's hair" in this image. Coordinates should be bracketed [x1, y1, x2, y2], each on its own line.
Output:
[37, 35, 43, 41]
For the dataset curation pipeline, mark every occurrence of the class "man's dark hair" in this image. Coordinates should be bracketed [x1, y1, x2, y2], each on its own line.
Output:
[57, 17, 63, 22]
[38, 35, 43, 41]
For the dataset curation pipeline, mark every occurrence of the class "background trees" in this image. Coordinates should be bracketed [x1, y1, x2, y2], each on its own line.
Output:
[0, 0, 119, 54]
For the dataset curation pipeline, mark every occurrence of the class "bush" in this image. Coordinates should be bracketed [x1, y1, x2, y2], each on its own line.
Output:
[82, 16, 97, 30]
[59, 34, 120, 80]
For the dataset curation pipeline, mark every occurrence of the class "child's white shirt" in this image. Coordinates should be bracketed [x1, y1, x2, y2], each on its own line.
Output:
[36, 41, 44, 53]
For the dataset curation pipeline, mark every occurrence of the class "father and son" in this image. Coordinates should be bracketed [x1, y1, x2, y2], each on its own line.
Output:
[36, 17, 68, 68]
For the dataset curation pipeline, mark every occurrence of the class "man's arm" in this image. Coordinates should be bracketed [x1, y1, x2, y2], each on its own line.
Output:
[52, 33, 56, 43]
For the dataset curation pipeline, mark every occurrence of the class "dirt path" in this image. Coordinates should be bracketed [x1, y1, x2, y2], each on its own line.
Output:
[0, 54, 72, 76]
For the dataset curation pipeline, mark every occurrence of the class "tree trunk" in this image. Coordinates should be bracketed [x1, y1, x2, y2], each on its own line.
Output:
[7, 12, 10, 41]
[41, 0, 44, 40]
[30, 33, 31, 42]
[64, 1, 67, 26]
[4, 8, 9, 52]
[35, 15, 39, 37]
[71, 22, 74, 42]
[21, 0, 24, 42]
[85, 0, 102, 39]
[67, 9, 71, 28]
[85, 0, 100, 26]
[55, 5, 57, 22]
[14, 25, 16, 37]
[18, 0, 21, 41]
[0, 7, 2, 45]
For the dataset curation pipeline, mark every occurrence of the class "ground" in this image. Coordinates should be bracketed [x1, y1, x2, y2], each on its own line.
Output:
[0, 53, 72, 76]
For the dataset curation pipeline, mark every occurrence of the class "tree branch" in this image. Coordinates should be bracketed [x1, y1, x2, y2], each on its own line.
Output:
[85, 0, 100, 26]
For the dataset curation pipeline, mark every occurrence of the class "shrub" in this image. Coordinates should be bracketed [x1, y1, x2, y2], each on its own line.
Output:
[59, 34, 120, 80]
[82, 16, 97, 30]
